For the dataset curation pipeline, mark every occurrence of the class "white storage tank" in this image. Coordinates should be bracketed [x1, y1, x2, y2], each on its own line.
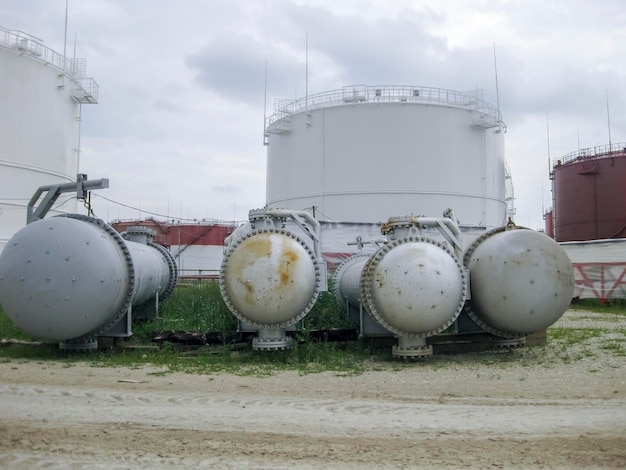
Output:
[0, 27, 98, 253]
[265, 85, 509, 228]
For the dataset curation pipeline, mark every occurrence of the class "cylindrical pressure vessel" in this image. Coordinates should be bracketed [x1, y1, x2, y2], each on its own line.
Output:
[463, 224, 575, 336]
[333, 214, 468, 358]
[0, 215, 177, 344]
[333, 254, 370, 309]
[360, 237, 466, 337]
[221, 227, 319, 326]
[219, 209, 324, 349]
[121, 226, 177, 307]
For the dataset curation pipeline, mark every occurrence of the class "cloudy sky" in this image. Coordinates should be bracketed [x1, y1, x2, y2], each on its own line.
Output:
[4, 0, 625, 229]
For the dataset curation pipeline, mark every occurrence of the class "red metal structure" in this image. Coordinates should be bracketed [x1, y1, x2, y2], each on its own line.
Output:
[111, 219, 234, 247]
[550, 143, 626, 242]
[111, 219, 236, 279]
[572, 261, 626, 303]
[550, 144, 626, 303]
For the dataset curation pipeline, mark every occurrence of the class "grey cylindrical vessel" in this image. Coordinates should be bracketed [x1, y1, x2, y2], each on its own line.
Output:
[0, 215, 177, 341]
[464, 226, 575, 335]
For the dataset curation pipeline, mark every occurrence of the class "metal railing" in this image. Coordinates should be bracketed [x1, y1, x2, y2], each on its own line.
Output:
[554, 142, 626, 167]
[266, 85, 503, 129]
[0, 26, 99, 104]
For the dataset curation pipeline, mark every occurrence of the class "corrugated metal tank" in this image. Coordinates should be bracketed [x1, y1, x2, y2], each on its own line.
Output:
[552, 144, 626, 242]
[0, 27, 98, 253]
[265, 85, 508, 228]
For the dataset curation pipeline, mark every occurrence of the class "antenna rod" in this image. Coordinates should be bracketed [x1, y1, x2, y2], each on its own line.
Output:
[493, 43, 501, 126]
[305, 31, 309, 112]
[606, 88, 612, 149]
[63, 0, 69, 71]
[546, 113, 551, 174]
[263, 59, 268, 145]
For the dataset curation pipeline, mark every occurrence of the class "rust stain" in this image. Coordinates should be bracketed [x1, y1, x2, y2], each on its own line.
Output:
[278, 248, 299, 287]
[225, 235, 275, 306]
[282, 249, 298, 266]
[227, 235, 273, 280]
[375, 272, 385, 288]
[236, 278, 255, 305]
[244, 236, 273, 258]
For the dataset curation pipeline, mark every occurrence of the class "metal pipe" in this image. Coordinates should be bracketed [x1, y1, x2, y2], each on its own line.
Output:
[265, 208, 322, 259]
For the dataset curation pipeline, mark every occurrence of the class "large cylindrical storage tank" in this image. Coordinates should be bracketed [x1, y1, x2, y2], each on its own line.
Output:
[552, 145, 626, 242]
[0, 27, 98, 253]
[265, 85, 508, 228]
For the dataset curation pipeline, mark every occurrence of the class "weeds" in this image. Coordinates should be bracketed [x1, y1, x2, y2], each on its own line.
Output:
[548, 327, 604, 345]
[134, 281, 237, 338]
[569, 299, 626, 316]
[600, 339, 625, 356]
[1, 282, 626, 375]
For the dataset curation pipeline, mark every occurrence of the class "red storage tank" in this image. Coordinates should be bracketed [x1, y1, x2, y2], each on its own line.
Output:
[551, 144, 626, 242]
[544, 210, 554, 239]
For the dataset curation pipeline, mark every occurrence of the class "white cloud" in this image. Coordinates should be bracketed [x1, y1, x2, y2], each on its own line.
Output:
[3, 0, 624, 230]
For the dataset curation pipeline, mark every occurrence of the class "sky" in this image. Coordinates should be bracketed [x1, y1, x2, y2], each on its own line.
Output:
[3, 0, 625, 230]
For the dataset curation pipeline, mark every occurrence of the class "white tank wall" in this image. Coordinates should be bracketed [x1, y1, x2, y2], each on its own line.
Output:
[266, 90, 507, 228]
[0, 30, 90, 252]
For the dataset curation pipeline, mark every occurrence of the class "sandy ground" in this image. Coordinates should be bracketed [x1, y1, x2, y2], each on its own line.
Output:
[0, 309, 625, 469]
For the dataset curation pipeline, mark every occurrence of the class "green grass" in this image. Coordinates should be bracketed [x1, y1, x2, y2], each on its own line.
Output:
[1, 283, 625, 375]
[132, 281, 237, 340]
[600, 338, 626, 356]
[568, 298, 626, 316]
[0, 306, 35, 341]
[548, 327, 605, 346]
[131, 281, 354, 343]
[0, 281, 372, 375]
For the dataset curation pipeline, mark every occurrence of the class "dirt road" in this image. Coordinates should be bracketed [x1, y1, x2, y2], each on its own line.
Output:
[1, 310, 625, 469]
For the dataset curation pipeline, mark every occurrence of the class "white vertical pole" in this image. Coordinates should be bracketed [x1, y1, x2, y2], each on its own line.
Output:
[305, 31, 308, 112]
[63, 0, 69, 71]
[606, 89, 612, 150]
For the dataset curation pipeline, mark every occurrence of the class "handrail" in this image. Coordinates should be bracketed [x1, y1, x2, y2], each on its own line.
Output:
[266, 85, 503, 129]
[553, 142, 626, 167]
[0, 26, 99, 103]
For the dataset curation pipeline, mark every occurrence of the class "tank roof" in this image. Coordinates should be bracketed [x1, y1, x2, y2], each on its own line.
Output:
[266, 85, 503, 131]
[553, 142, 626, 168]
[0, 26, 99, 103]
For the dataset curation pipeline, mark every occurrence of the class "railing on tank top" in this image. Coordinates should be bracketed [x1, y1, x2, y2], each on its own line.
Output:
[554, 142, 626, 167]
[0, 26, 99, 103]
[266, 84, 502, 128]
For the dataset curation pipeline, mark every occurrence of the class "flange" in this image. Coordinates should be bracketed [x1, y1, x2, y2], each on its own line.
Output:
[220, 227, 321, 329]
[360, 236, 466, 338]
